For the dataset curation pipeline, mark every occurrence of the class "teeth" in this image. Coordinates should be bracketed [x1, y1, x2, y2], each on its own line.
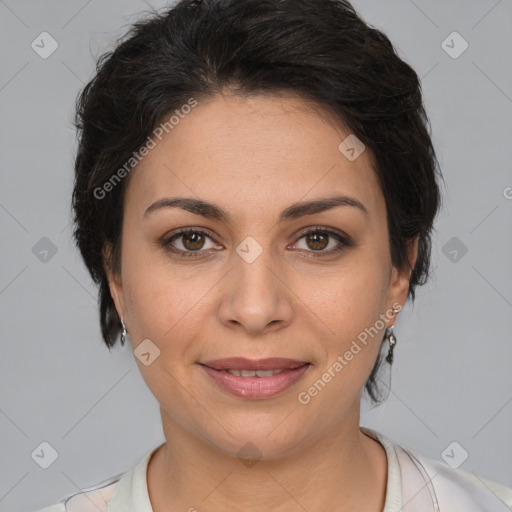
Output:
[255, 370, 280, 377]
[226, 369, 285, 377]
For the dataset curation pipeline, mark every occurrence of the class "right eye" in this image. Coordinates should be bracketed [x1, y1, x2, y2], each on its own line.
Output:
[162, 228, 222, 257]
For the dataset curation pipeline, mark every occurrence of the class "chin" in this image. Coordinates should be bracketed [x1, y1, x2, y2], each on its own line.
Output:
[195, 412, 311, 462]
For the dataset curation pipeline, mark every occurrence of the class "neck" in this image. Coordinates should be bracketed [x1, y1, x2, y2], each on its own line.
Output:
[147, 407, 388, 512]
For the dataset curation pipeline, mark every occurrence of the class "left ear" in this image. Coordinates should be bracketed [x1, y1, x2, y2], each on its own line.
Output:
[385, 235, 419, 321]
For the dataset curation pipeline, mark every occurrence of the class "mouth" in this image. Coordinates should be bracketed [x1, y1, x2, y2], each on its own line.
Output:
[198, 357, 311, 399]
[221, 368, 287, 377]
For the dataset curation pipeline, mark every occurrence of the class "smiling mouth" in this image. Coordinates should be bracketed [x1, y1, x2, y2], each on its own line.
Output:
[222, 368, 286, 377]
[203, 365, 308, 377]
[198, 359, 311, 399]
[199, 357, 309, 371]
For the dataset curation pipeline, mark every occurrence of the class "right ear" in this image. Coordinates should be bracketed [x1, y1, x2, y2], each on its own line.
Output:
[103, 242, 126, 321]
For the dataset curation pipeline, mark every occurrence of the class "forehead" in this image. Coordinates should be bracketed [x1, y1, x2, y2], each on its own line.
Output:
[125, 92, 384, 221]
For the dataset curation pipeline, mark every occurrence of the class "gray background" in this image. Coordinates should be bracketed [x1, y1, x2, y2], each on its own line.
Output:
[1, 1, 511, 510]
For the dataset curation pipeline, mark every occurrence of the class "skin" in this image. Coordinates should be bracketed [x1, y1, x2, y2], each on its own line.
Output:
[106, 91, 418, 511]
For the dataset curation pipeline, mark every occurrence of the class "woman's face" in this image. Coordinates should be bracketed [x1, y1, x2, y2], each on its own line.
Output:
[107, 92, 416, 458]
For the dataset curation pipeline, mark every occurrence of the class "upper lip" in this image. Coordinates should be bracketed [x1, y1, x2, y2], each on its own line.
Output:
[200, 357, 309, 371]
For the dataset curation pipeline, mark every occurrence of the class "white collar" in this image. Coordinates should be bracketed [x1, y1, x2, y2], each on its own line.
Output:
[107, 427, 401, 512]
[103, 426, 512, 512]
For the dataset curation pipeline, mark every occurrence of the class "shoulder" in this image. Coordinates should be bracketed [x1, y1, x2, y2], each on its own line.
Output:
[32, 443, 162, 512]
[32, 473, 122, 512]
[361, 426, 512, 512]
[396, 443, 512, 511]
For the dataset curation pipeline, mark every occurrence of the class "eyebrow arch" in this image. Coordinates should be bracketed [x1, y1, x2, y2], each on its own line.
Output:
[143, 195, 368, 223]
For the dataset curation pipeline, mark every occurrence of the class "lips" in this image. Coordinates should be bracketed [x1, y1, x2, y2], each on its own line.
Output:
[198, 357, 311, 399]
[200, 357, 307, 371]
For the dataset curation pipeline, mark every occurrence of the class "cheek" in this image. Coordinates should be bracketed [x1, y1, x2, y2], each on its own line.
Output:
[121, 263, 203, 411]
[305, 253, 390, 331]
[297, 253, 390, 396]
[121, 235, 191, 337]
[121, 252, 216, 387]
[124, 271, 198, 344]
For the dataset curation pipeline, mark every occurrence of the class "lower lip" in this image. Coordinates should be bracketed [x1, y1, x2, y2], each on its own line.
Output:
[199, 364, 310, 399]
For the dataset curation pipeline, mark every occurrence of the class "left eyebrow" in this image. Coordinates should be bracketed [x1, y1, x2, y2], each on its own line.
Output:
[278, 195, 368, 222]
[143, 195, 368, 222]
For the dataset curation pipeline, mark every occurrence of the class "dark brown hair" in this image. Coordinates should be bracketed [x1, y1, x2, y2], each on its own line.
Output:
[72, 0, 443, 404]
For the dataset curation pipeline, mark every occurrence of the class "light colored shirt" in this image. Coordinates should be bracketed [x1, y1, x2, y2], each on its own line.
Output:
[34, 426, 512, 511]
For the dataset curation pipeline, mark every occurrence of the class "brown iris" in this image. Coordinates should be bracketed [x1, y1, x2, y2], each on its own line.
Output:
[182, 232, 206, 250]
[305, 231, 329, 251]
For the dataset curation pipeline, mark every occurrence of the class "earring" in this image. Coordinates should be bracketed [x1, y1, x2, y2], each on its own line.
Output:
[120, 316, 127, 346]
[385, 325, 397, 364]
[386, 307, 400, 364]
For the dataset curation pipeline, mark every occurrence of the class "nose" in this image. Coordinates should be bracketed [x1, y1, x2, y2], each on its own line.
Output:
[217, 244, 294, 336]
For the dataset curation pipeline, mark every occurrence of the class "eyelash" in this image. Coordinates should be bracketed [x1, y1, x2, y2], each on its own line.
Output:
[161, 227, 352, 259]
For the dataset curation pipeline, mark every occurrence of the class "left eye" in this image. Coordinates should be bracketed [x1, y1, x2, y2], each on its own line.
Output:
[292, 229, 349, 254]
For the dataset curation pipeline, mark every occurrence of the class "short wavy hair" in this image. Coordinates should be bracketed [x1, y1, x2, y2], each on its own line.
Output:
[72, 0, 443, 404]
